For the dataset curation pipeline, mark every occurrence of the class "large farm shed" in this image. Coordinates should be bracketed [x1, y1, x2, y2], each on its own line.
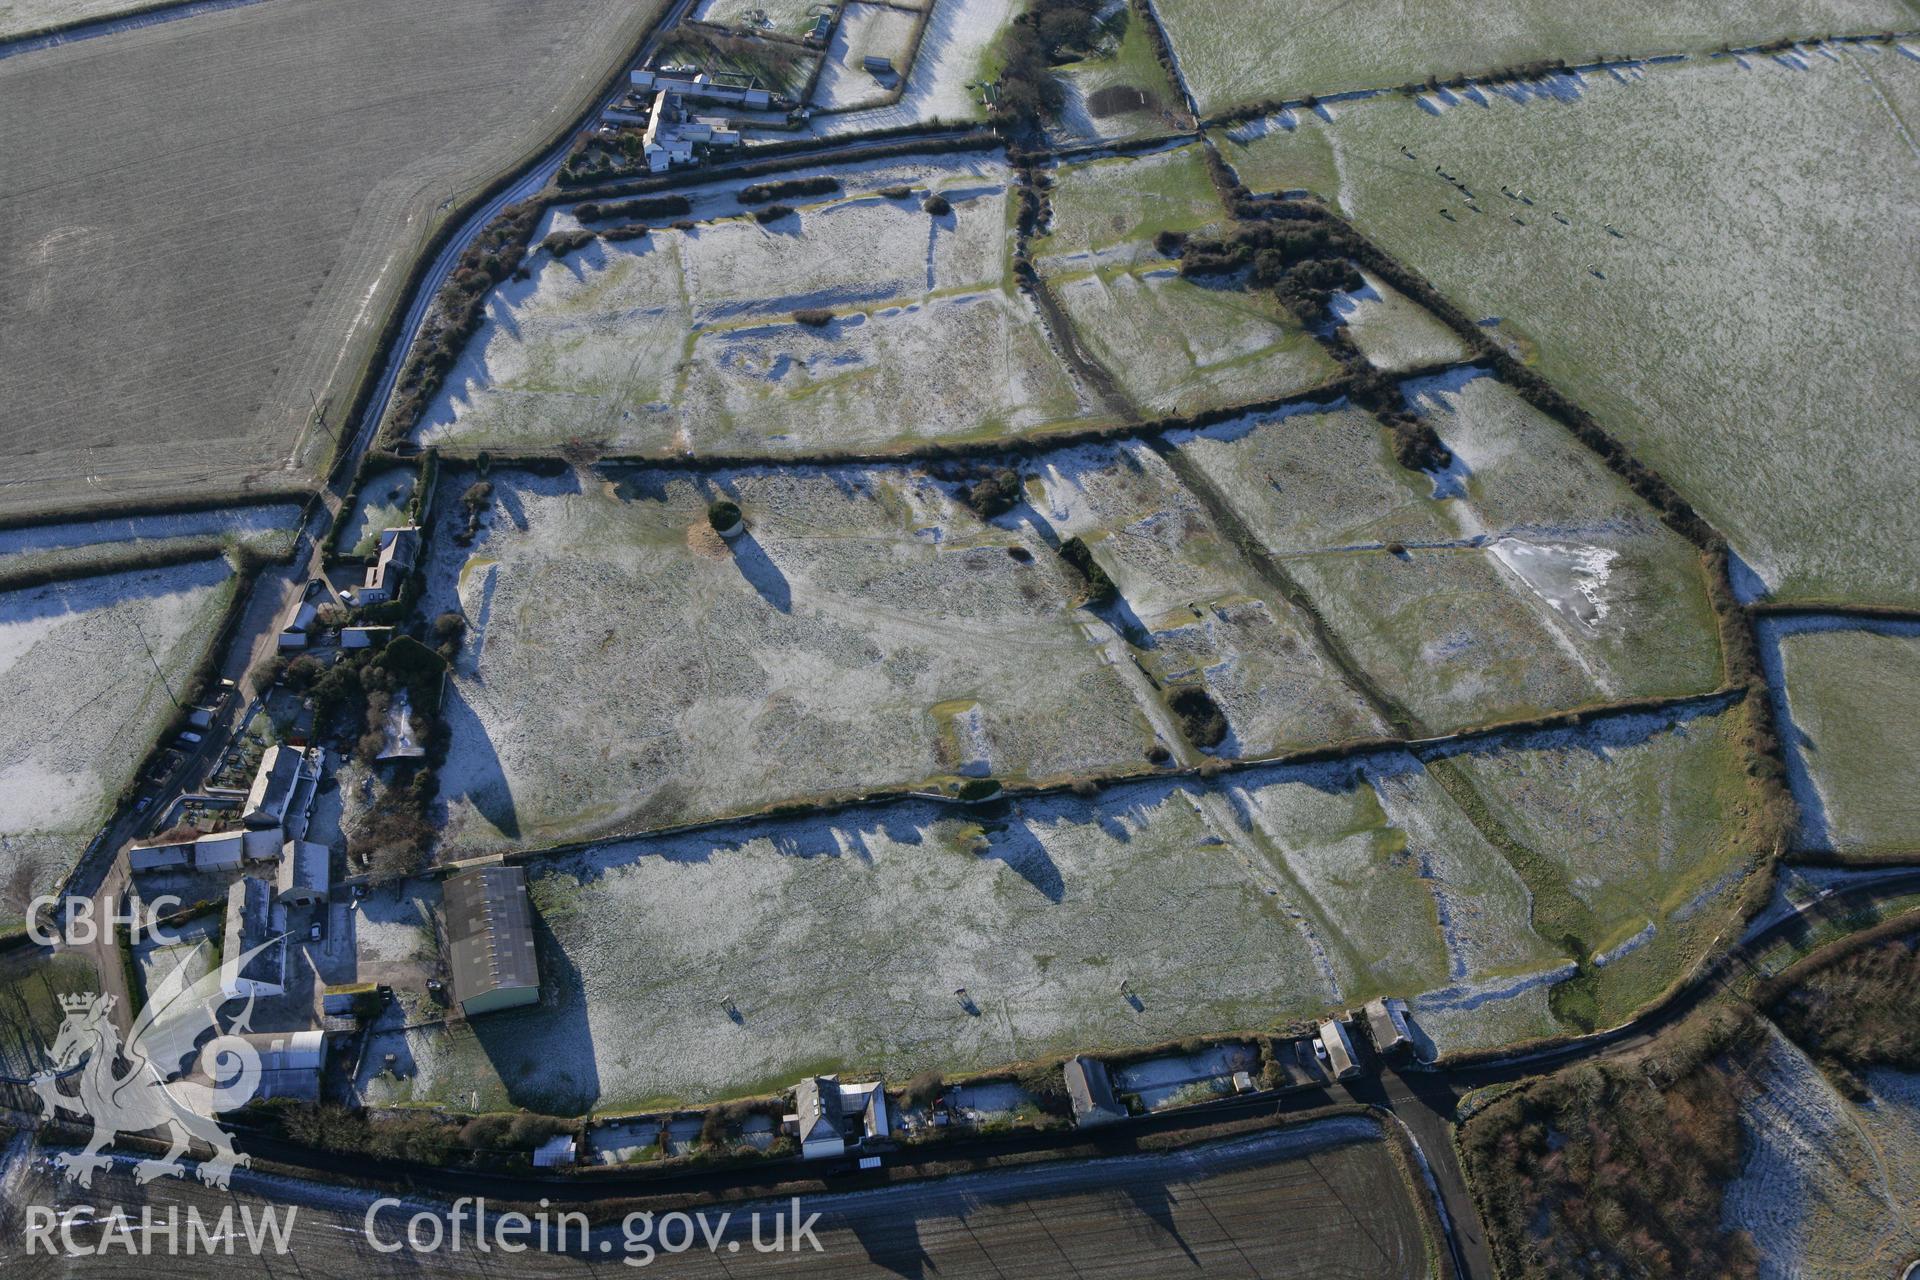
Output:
[443, 865, 541, 1017]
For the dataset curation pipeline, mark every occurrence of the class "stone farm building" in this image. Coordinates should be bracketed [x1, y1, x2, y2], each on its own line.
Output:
[220, 876, 285, 1001]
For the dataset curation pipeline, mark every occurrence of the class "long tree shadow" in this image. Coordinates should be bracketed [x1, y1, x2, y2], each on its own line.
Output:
[978, 818, 1066, 903]
[436, 684, 520, 841]
[729, 531, 792, 613]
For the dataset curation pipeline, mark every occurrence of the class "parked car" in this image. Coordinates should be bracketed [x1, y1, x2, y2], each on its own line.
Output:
[309, 922, 323, 942]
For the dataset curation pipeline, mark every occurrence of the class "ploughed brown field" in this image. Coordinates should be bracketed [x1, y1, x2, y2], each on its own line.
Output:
[0, 0, 662, 519]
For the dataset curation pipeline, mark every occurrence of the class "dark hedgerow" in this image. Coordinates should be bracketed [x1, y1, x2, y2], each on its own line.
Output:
[541, 230, 594, 258]
[793, 307, 834, 327]
[1168, 685, 1228, 748]
[961, 468, 1022, 518]
[753, 203, 795, 225]
[573, 194, 691, 222]
[1057, 535, 1116, 606]
[738, 175, 838, 204]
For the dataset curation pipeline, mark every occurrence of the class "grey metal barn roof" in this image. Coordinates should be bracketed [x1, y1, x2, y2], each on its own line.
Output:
[443, 865, 540, 1008]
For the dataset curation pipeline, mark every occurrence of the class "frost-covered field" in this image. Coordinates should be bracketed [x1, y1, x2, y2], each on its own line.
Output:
[691, 0, 822, 35]
[1048, 4, 1187, 145]
[422, 466, 1156, 855]
[0, 558, 234, 930]
[335, 468, 415, 556]
[810, 2, 922, 112]
[808, 0, 1010, 135]
[1176, 373, 1724, 733]
[1328, 269, 1473, 372]
[1032, 143, 1227, 270]
[1212, 53, 1920, 605]
[1027, 439, 1384, 757]
[0, 502, 300, 559]
[1152, 0, 1913, 113]
[419, 153, 1098, 455]
[1047, 266, 1338, 414]
[1442, 700, 1755, 1020]
[358, 741, 1651, 1109]
[1766, 619, 1920, 856]
[0, 0, 165, 39]
[1722, 1027, 1920, 1279]
[0, 502, 300, 583]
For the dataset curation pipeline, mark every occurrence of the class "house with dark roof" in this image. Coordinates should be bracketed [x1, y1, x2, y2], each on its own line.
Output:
[245, 746, 300, 828]
[443, 865, 541, 1016]
[785, 1075, 891, 1160]
[359, 526, 420, 605]
[1064, 1055, 1127, 1127]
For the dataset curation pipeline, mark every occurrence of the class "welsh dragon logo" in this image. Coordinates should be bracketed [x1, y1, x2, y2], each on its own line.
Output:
[30, 941, 281, 1189]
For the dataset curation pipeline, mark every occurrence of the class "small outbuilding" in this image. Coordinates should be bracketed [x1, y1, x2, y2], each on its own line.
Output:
[1365, 998, 1412, 1059]
[532, 1134, 578, 1168]
[1317, 1018, 1362, 1081]
[127, 835, 194, 872]
[1064, 1055, 1127, 1127]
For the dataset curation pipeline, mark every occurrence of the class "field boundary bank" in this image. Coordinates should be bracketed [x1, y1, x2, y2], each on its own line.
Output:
[324, 0, 685, 493]
[409, 359, 1470, 470]
[1751, 602, 1920, 623]
[555, 125, 1000, 199]
[0, 0, 280, 59]
[0, 538, 240, 596]
[1780, 849, 1920, 869]
[1183, 29, 1918, 128]
[1749, 903, 1920, 1005]
[407, 678, 1740, 886]
[0, 488, 307, 537]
